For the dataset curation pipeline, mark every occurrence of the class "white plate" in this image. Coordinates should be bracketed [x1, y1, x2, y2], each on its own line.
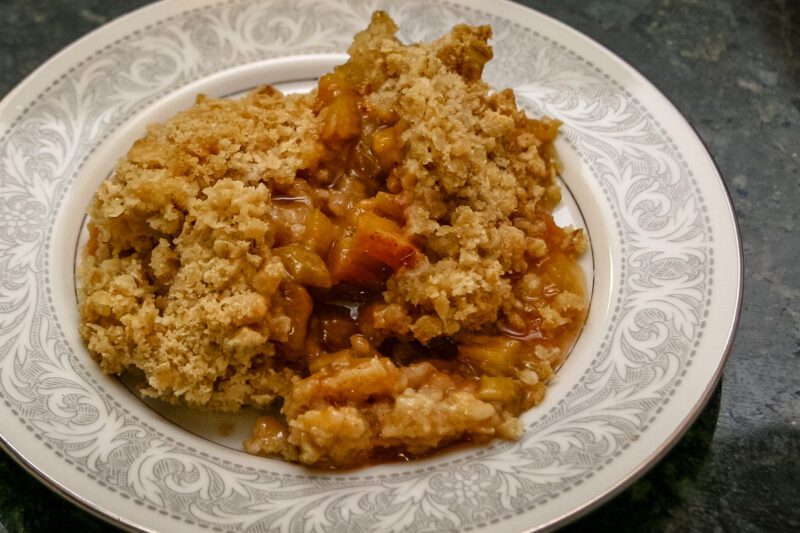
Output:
[0, 0, 742, 531]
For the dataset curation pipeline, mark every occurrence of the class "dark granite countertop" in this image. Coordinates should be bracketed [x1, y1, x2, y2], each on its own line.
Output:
[0, 0, 797, 531]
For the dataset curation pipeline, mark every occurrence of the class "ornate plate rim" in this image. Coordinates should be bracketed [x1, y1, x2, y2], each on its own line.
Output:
[0, 0, 743, 531]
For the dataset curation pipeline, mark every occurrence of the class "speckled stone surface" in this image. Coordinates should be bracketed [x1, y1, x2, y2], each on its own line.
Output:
[0, 0, 797, 531]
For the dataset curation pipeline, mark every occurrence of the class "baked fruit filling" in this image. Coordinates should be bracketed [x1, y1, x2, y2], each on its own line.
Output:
[78, 11, 588, 467]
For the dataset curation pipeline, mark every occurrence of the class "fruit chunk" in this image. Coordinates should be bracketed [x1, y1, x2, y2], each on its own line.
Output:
[320, 95, 361, 142]
[369, 192, 407, 222]
[458, 335, 522, 376]
[352, 212, 420, 270]
[478, 376, 523, 411]
[276, 281, 313, 353]
[317, 307, 359, 351]
[328, 213, 421, 285]
[371, 126, 403, 170]
[243, 416, 290, 456]
[302, 209, 337, 257]
[274, 245, 332, 288]
[327, 236, 388, 286]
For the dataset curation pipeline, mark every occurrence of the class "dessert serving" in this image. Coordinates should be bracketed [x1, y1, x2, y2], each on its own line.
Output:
[77, 11, 588, 467]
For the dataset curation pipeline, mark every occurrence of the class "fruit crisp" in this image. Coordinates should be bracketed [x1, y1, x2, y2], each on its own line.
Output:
[78, 11, 588, 467]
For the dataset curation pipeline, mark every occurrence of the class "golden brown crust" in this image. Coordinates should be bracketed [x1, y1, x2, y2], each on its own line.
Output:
[78, 11, 587, 467]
